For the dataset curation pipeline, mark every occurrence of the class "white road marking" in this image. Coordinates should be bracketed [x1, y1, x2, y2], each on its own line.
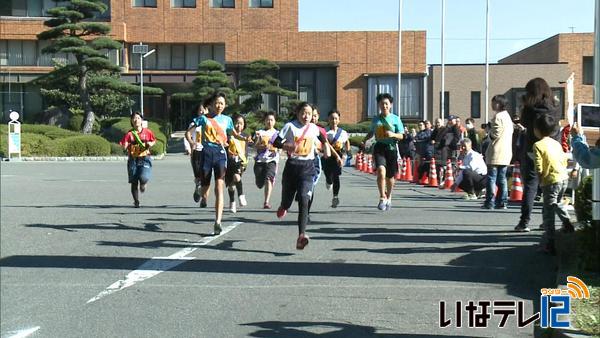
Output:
[86, 222, 241, 304]
[5, 326, 40, 338]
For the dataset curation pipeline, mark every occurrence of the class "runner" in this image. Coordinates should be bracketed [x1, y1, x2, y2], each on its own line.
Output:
[184, 101, 211, 207]
[308, 105, 328, 215]
[361, 93, 404, 211]
[323, 109, 350, 208]
[253, 111, 280, 209]
[119, 112, 157, 208]
[273, 102, 331, 250]
[186, 92, 234, 235]
[225, 114, 251, 213]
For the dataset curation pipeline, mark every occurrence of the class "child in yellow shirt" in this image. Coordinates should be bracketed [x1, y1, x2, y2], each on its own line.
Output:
[533, 114, 574, 255]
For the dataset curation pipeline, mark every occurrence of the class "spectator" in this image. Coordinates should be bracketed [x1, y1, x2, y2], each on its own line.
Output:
[533, 114, 574, 255]
[480, 122, 492, 161]
[431, 118, 447, 179]
[515, 78, 561, 232]
[482, 95, 513, 210]
[571, 124, 600, 169]
[414, 120, 433, 180]
[455, 138, 487, 200]
[465, 118, 481, 152]
[398, 126, 415, 160]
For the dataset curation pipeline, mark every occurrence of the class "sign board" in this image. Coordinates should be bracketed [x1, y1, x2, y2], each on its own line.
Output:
[7, 111, 21, 160]
[132, 44, 148, 54]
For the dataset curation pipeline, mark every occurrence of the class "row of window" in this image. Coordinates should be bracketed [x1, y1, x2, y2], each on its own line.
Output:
[128, 44, 225, 70]
[0, 40, 119, 67]
[134, 0, 273, 8]
[0, 0, 110, 18]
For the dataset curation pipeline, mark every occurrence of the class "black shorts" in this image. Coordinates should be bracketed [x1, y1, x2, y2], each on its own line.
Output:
[191, 150, 203, 179]
[254, 161, 277, 188]
[322, 156, 342, 177]
[373, 142, 398, 178]
[200, 145, 227, 186]
[225, 157, 246, 186]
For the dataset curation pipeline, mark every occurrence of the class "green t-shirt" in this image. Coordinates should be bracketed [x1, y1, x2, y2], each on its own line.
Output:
[371, 113, 404, 146]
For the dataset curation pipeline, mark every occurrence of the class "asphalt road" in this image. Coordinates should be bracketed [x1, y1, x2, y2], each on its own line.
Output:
[0, 155, 554, 338]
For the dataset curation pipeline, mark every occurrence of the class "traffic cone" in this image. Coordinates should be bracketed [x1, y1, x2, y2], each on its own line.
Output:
[396, 157, 405, 180]
[355, 151, 362, 171]
[428, 157, 439, 187]
[510, 161, 524, 202]
[419, 160, 429, 185]
[412, 157, 419, 183]
[405, 157, 414, 182]
[367, 154, 374, 174]
[360, 153, 367, 172]
[443, 159, 454, 189]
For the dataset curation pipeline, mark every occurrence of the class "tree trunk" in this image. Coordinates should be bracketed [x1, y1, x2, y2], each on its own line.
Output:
[79, 65, 94, 134]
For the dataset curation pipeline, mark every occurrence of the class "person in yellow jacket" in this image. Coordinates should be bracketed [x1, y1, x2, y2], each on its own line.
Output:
[226, 114, 252, 213]
[533, 114, 574, 255]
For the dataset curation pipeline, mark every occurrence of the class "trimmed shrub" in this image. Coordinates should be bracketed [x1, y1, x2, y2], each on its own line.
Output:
[574, 176, 599, 272]
[110, 142, 124, 155]
[349, 135, 364, 147]
[52, 135, 111, 156]
[340, 121, 371, 134]
[20, 124, 80, 139]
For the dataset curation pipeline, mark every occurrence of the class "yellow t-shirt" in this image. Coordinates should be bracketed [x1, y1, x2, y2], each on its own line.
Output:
[533, 137, 568, 186]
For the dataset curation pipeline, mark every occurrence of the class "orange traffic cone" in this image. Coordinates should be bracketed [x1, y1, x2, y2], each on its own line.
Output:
[395, 157, 404, 180]
[510, 161, 524, 202]
[405, 157, 414, 182]
[443, 159, 454, 189]
[428, 157, 439, 187]
[412, 157, 419, 183]
[360, 153, 367, 172]
[355, 151, 363, 171]
[367, 154, 374, 174]
[419, 160, 430, 185]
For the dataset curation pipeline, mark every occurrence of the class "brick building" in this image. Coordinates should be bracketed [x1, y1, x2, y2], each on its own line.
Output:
[427, 33, 595, 125]
[0, 0, 427, 128]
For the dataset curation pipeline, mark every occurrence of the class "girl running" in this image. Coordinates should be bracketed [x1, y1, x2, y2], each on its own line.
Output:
[253, 111, 280, 209]
[273, 102, 330, 250]
[323, 110, 350, 208]
[185, 92, 234, 235]
[226, 114, 251, 213]
[308, 105, 328, 215]
[185, 101, 211, 207]
[120, 112, 157, 208]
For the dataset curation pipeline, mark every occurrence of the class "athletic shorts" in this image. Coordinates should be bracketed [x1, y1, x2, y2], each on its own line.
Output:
[322, 156, 342, 177]
[373, 142, 398, 178]
[127, 156, 152, 184]
[254, 161, 277, 189]
[201, 145, 227, 186]
[225, 157, 246, 187]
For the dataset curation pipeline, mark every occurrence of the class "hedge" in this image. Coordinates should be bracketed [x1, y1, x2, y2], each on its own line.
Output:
[0, 125, 112, 157]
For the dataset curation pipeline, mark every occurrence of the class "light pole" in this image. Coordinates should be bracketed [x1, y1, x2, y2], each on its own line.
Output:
[133, 42, 155, 117]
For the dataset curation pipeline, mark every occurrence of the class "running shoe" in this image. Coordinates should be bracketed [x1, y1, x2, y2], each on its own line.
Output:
[385, 199, 392, 211]
[463, 193, 477, 200]
[277, 207, 287, 219]
[193, 185, 200, 203]
[238, 195, 247, 207]
[326, 183, 332, 191]
[263, 202, 271, 209]
[331, 196, 339, 208]
[480, 204, 493, 210]
[495, 204, 508, 210]
[200, 198, 207, 208]
[134, 200, 140, 208]
[296, 233, 309, 250]
[230, 201, 237, 213]
[213, 222, 222, 235]
[377, 199, 387, 211]
[514, 222, 531, 232]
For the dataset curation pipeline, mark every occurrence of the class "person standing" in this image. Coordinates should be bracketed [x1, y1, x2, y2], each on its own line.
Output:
[414, 120, 433, 181]
[186, 92, 234, 235]
[120, 112, 156, 208]
[515, 78, 561, 232]
[482, 95, 513, 210]
[273, 102, 330, 250]
[465, 118, 481, 153]
[362, 93, 404, 211]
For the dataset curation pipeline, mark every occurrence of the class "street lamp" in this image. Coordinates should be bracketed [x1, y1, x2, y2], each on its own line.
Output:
[132, 42, 155, 117]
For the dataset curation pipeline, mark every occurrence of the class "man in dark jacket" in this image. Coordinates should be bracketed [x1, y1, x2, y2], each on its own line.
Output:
[414, 120, 433, 180]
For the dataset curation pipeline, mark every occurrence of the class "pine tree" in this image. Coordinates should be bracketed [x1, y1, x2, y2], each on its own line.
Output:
[237, 59, 297, 114]
[37, 0, 162, 133]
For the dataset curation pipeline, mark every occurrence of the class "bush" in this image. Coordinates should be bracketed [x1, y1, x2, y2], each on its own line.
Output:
[575, 176, 593, 225]
[349, 135, 364, 147]
[20, 124, 80, 139]
[110, 142, 124, 155]
[340, 121, 371, 133]
[52, 135, 111, 156]
[574, 176, 600, 272]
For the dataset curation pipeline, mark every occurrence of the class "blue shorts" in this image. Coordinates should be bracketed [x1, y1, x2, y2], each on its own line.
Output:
[201, 145, 227, 185]
[127, 156, 152, 184]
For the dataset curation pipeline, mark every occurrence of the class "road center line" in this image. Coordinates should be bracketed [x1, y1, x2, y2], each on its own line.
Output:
[86, 222, 242, 304]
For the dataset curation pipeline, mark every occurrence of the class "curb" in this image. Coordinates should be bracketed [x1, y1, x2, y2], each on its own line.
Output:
[1, 154, 166, 162]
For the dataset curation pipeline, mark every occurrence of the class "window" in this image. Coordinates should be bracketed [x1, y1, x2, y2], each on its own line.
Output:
[171, 45, 185, 69]
[470, 91, 481, 118]
[172, 0, 195, 8]
[128, 43, 223, 70]
[133, 0, 157, 7]
[583, 56, 594, 85]
[367, 75, 423, 118]
[249, 0, 273, 8]
[211, 0, 234, 8]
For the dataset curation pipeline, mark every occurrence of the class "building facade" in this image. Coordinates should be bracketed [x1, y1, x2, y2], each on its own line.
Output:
[0, 0, 427, 128]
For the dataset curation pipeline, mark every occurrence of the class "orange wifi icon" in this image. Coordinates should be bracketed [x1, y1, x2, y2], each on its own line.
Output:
[566, 276, 590, 299]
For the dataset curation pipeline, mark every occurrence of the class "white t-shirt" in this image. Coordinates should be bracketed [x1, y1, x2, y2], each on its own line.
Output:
[255, 128, 280, 163]
[278, 121, 323, 161]
[326, 128, 349, 154]
[189, 122, 203, 152]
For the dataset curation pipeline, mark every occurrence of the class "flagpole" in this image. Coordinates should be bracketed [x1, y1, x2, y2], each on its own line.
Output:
[441, 0, 446, 120]
[397, 0, 403, 117]
[485, 0, 490, 123]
